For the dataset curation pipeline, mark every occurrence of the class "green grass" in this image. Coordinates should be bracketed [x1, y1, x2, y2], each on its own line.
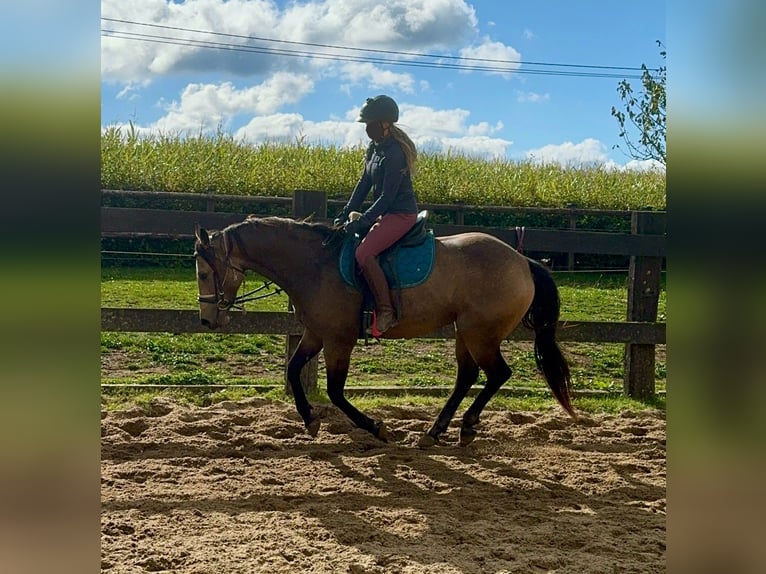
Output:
[101, 267, 666, 414]
[101, 128, 665, 211]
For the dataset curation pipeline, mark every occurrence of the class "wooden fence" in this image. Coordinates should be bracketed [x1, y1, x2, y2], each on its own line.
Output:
[101, 189, 666, 399]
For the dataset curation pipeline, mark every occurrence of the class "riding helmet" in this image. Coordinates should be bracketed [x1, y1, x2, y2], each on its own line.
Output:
[356, 94, 399, 123]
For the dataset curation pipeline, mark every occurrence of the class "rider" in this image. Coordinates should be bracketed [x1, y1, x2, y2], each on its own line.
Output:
[334, 95, 419, 334]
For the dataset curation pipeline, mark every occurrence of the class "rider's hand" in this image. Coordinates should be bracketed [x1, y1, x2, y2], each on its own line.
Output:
[344, 215, 372, 236]
[333, 207, 350, 228]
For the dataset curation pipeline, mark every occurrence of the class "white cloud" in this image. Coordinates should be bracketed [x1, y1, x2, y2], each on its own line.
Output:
[102, 0, 478, 84]
[235, 114, 368, 148]
[234, 113, 307, 143]
[524, 139, 667, 170]
[292, 0, 477, 49]
[338, 63, 417, 94]
[395, 104, 512, 158]
[523, 28, 535, 40]
[398, 104, 472, 137]
[459, 37, 522, 77]
[135, 73, 314, 134]
[116, 83, 146, 101]
[113, 96, 513, 159]
[516, 91, 550, 103]
[466, 121, 503, 136]
[428, 136, 511, 159]
[623, 159, 666, 172]
[101, 0, 283, 82]
[525, 138, 613, 168]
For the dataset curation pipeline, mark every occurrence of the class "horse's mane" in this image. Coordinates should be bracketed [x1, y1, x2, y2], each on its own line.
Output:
[221, 215, 338, 246]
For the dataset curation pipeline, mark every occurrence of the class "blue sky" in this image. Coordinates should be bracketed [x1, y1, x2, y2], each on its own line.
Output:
[101, 0, 666, 170]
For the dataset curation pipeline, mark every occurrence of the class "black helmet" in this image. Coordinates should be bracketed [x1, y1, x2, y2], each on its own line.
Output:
[356, 94, 399, 123]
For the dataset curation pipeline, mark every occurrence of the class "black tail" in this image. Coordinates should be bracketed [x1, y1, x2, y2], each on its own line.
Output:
[523, 259, 576, 418]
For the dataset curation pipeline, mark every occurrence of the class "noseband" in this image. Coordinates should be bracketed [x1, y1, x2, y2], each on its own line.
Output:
[195, 232, 245, 310]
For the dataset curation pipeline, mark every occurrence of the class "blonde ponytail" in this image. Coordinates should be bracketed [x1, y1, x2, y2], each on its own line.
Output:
[389, 125, 417, 178]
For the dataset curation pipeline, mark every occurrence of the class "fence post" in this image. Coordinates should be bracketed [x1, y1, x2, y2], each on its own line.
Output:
[284, 190, 327, 395]
[567, 203, 577, 271]
[623, 211, 665, 399]
[455, 202, 465, 226]
[206, 186, 216, 212]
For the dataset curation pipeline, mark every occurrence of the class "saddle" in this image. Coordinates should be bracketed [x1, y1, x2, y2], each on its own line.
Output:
[391, 210, 430, 248]
[338, 211, 435, 338]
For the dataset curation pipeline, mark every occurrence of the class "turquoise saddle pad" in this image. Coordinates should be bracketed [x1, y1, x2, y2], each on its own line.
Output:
[339, 230, 435, 290]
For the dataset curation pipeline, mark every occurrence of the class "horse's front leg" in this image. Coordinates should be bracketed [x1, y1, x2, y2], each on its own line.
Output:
[324, 343, 389, 441]
[286, 329, 323, 436]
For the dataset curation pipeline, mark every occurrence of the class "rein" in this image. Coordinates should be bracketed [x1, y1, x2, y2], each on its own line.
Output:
[223, 280, 283, 310]
[322, 226, 346, 248]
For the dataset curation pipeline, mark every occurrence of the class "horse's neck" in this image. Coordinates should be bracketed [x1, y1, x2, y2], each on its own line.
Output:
[236, 220, 323, 295]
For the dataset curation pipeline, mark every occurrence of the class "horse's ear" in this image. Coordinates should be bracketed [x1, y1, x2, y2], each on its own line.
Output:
[301, 213, 314, 223]
[195, 224, 210, 246]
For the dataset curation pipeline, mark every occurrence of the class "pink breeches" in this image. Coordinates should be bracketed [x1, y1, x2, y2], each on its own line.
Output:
[355, 212, 418, 266]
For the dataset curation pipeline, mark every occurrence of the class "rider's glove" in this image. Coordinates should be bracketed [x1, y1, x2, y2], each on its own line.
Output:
[344, 214, 373, 236]
[333, 206, 351, 227]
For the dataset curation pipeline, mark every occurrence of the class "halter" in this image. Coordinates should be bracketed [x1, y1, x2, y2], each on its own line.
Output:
[195, 229, 282, 311]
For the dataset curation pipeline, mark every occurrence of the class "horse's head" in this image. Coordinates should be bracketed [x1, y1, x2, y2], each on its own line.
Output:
[194, 224, 246, 329]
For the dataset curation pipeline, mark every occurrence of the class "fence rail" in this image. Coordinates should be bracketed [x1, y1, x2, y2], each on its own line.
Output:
[101, 308, 666, 344]
[101, 206, 664, 257]
[101, 189, 666, 399]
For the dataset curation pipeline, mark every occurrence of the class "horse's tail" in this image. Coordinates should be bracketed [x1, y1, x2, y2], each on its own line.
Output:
[523, 258, 576, 418]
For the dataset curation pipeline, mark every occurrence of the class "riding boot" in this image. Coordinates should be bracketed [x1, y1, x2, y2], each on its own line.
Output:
[360, 257, 397, 334]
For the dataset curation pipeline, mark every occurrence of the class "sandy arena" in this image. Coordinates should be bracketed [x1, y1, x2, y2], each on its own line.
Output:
[101, 397, 665, 573]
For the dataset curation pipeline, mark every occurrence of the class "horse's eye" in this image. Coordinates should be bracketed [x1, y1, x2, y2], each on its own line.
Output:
[198, 272, 208, 281]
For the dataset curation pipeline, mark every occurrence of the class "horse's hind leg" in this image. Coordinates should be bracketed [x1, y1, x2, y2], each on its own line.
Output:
[459, 347, 512, 446]
[287, 330, 323, 436]
[419, 332, 479, 448]
[324, 343, 389, 441]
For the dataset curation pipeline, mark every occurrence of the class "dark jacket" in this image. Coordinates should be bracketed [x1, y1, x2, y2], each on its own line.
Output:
[345, 136, 418, 222]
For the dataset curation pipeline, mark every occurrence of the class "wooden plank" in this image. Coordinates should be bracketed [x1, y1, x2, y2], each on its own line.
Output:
[101, 207, 252, 237]
[421, 320, 665, 344]
[102, 189, 293, 206]
[432, 224, 665, 256]
[100, 308, 303, 334]
[101, 190, 638, 218]
[100, 308, 665, 344]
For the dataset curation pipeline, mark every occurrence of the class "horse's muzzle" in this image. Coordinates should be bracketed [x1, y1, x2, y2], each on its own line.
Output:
[200, 311, 230, 330]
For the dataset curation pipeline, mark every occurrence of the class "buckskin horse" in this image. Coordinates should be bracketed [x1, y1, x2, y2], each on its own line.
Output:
[194, 215, 575, 447]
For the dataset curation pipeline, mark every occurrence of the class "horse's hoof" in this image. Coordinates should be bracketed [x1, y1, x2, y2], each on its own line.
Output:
[306, 417, 320, 437]
[417, 432, 438, 449]
[459, 428, 476, 447]
[375, 421, 390, 443]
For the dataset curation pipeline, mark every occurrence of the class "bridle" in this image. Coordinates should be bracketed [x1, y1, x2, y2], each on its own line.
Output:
[195, 230, 281, 311]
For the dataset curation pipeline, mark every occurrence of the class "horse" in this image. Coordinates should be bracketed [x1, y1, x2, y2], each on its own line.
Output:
[194, 215, 575, 447]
